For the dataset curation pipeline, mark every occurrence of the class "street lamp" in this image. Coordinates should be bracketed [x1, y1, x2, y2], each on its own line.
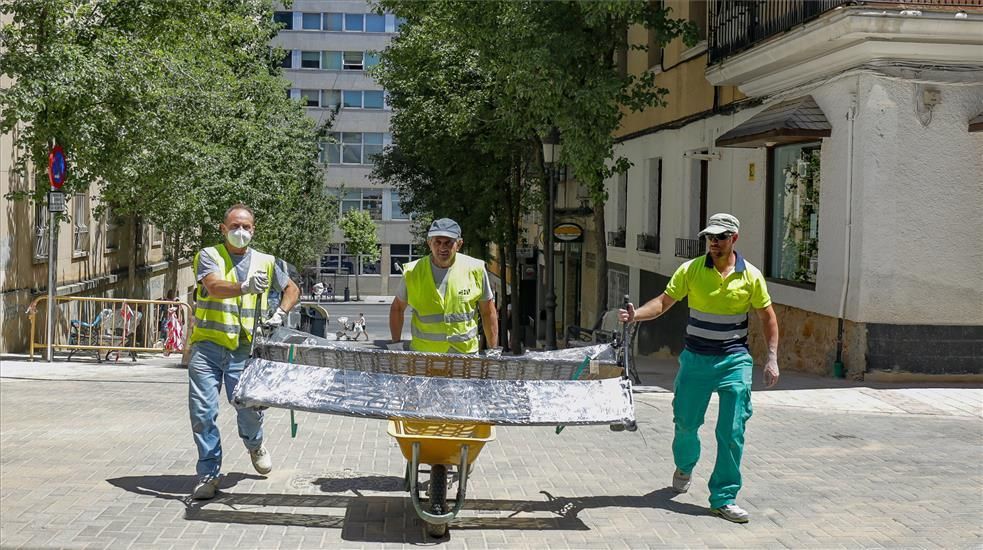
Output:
[541, 128, 561, 350]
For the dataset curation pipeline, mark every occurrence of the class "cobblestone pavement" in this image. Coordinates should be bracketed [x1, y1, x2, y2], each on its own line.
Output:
[1, 356, 980, 549]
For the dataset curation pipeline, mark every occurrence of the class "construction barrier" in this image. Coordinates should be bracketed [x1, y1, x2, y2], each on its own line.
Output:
[27, 296, 193, 362]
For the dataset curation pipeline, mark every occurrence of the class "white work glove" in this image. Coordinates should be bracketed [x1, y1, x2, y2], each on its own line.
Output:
[240, 272, 269, 295]
[764, 349, 780, 388]
[263, 307, 286, 327]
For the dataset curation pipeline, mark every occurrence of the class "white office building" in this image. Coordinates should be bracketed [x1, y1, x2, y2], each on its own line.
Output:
[273, 1, 417, 297]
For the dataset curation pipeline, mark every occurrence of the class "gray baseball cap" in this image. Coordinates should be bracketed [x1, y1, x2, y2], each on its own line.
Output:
[698, 213, 740, 236]
[427, 218, 462, 239]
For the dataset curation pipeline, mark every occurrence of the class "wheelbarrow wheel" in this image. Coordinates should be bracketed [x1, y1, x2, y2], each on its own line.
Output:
[426, 464, 448, 538]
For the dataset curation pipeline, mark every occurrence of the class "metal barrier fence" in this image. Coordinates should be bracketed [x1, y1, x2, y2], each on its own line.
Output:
[27, 296, 193, 362]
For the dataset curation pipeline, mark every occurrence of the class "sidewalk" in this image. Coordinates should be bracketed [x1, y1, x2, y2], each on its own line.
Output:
[1, 354, 980, 548]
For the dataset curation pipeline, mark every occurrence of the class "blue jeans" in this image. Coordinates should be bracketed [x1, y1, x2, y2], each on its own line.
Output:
[672, 349, 753, 509]
[188, 339, 263, 477]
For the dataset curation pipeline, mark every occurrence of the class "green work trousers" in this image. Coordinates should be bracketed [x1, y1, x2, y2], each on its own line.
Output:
[672, 349, 754, 509]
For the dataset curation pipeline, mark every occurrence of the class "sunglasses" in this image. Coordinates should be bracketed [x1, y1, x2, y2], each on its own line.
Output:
[705, 232, 734, 242]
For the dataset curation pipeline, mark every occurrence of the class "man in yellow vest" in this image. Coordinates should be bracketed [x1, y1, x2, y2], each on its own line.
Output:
[188, 203, 300, 500]
[389, 218, 498, 352]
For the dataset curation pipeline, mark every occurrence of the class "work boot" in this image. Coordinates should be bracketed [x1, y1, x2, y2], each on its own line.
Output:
[249, 445, 272, 475]
[672, 468, 691, 493]
[712, 504, 750, 524]
[191, 475, 219, 500]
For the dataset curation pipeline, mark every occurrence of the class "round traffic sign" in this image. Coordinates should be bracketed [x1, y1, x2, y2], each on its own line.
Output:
[48, 145, 67, 189]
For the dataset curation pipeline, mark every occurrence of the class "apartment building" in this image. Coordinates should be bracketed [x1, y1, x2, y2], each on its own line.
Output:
[610, 0, 982, 377]
[273, 1, 412, 297]
[0, 128, 195, 353]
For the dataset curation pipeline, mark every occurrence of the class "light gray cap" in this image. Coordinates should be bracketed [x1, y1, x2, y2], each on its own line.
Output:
[698, 213, 740, 236]
[427, 218, 462, 239]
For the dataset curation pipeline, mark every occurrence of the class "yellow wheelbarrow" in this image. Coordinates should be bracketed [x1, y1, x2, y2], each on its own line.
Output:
[388, 419, 496, 538]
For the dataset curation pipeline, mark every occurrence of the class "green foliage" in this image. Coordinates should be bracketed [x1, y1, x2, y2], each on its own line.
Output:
[339, 209, 381, 264]
[1, 0, 337, 268]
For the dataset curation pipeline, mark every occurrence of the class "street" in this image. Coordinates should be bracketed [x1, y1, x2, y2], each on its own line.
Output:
[1, 351, 980, 549]
[297, 300, 406, 347]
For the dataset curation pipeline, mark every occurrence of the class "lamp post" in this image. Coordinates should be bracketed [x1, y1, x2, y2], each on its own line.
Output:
[541, 128, 561, 350]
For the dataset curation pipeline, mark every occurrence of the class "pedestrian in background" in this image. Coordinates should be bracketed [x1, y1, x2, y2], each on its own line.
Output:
[620, 213, 780, 523]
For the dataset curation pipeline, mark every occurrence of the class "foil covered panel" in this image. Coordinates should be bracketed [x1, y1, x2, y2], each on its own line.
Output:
[256, 328, 620, 381]
[233, 358, 635, 426]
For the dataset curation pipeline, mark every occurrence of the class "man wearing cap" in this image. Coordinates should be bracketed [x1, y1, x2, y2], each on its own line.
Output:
[389, 218, 498, 353]
[619, 213, 779, 523]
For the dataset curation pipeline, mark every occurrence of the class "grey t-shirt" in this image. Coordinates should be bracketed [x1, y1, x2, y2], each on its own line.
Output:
[395, 258, 493, 302]
[196, 247, 290, 297]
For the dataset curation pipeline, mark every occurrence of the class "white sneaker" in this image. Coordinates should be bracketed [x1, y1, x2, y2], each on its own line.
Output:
[249, 445, 272, 475]
[712, 504, 750, 523]
[672, 468, 691, 493]
[191, 476, 219, 500]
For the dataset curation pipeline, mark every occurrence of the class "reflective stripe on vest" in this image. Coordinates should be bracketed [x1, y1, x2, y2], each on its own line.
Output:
[404, 254, 484, 354]
[190, 245, 275, 351]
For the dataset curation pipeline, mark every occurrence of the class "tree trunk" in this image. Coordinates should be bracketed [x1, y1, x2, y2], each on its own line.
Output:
[127, 215, 138, 296]
[167, 234, 181, 299]
[508, 159, 523, 355]
[496, 229, 510, 352]
[593, 200, 608, 316]
[355, 270, 361, 301]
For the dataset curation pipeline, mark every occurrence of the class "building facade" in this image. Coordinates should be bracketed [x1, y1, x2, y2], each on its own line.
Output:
[610, 0, 983, 377]
[273, 1, 413, 298]
[0, 128, 195, 354]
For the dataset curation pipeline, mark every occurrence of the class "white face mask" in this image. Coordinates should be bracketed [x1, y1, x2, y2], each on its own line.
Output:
[226, 227, 252, 248]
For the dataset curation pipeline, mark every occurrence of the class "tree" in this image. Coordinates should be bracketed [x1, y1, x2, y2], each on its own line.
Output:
[1, 0, 338, 295]
[373, 0, 693, 350]
[339, 209, 381, 301]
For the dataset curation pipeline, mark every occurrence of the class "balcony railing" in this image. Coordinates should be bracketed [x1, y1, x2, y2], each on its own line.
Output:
[709, 0, 849, 65]
[636, 233, 660, 254]
[607, 228, 626, 248]
[710, 0, 982, 65]
[675, 237, 706, 259]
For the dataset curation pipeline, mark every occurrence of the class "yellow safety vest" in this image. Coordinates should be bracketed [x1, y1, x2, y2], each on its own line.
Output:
[190, 244, 275, 351]
[404, 253, 485, 354]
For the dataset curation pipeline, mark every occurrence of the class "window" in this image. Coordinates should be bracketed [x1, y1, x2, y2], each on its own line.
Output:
[320, 244, 379, 275]
[390, 244, 423, 275]
[365, 14, 386, 32]
[647, 1, 664, 70]
[104, 207, 120, 251]
[322, 133, 390, 165]
[616, 171, 628, 232]
[300, 51, 320, 69]
[364, 52, 380, 69]
[273, 11, 292, 30]
[343, 90, 362, 108]
[344, 13, 364, 32]
[691, 1, 708, 42]
[322, 90, 341, 109]
[363, 133, 384, 163]
[302, 13, 321, 30]
[337, 189, 383, 220]
[363, 90, 385, 109]
[300, 89, 320, 107]
[322, 51, 342, 71]
[769, 143, 821, 285]
[33, 202, 49, 260]
[343, 51, 364, 70]
[151, 225, 163, 248]
[279, 50, 292, 68]
[72, 193, 89, 255]
[390, 190, 410, 220]
[361, 245, 382, 274]
[323, 12, 343, 31]
[394, 16, 407, 32]
[641, 158, 661, 254]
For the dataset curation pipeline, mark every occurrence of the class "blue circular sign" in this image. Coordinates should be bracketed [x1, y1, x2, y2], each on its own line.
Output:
[48, 145, 67, 188]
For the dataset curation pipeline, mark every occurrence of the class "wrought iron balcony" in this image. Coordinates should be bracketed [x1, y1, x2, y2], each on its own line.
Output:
[636, 233, 660, 254]
[675, 237, 706, 259]
[709, 0, 849, 65]
[708, 0, 977, 65]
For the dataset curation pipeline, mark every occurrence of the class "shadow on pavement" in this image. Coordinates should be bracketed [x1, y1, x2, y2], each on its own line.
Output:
[107, 474, 711, 543]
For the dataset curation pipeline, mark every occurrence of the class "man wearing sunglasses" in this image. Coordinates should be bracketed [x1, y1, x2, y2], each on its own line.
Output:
[619, 213, 779, 523]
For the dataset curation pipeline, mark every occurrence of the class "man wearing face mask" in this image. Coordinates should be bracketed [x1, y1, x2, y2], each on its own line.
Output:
[187, 203, 300, 500]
